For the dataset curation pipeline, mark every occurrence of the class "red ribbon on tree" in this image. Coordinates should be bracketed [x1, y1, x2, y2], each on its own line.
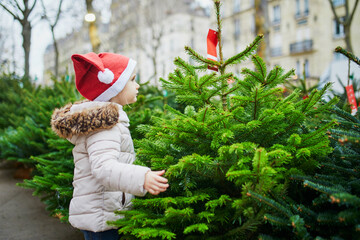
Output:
[346, 84, 358, 115]
[207, 29, 218, 71]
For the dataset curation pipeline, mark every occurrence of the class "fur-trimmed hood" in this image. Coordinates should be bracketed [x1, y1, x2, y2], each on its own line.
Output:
[51, 100, 129, 141]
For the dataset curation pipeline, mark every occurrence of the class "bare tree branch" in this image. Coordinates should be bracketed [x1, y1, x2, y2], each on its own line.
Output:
[348, 0, 359, 25]
[0, 3, 21, 21]
[328, 0, 342, 23]
[29, 0, 37, 12]
[0, 0, 38, 76]
[13, 0, 24, 12]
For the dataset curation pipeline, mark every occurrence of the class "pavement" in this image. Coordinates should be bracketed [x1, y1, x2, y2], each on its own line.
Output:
[0, 161, 84, 240]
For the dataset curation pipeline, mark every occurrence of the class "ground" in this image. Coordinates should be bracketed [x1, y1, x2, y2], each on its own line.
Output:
[0, 161, 83, 240]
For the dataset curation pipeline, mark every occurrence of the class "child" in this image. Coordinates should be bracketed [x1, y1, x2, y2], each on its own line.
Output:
[51, 52, 169, 240]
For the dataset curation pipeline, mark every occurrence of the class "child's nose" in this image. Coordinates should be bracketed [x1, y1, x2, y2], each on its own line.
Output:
[136, 83, 140, 89]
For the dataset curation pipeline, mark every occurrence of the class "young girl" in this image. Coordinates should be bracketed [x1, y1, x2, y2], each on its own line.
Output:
[51, 52, 169, 240]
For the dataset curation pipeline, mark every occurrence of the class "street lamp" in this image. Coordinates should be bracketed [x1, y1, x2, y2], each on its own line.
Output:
[84, 12, 96, 22]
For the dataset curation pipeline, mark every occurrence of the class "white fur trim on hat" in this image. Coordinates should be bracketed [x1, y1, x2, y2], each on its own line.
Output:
[98, 68, 114, 84]
[94, 59, 137, 102]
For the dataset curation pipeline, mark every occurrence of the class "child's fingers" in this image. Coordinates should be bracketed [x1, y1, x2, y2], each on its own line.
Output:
[155, 175, 168, 183]
[148, 186, 164, 195]
[150, 182, 169, 192]
[153, 170, 166, 176]
[148, 188, 159, 195]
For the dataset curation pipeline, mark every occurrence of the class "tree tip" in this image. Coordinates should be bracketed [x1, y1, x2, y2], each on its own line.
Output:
[334, 46, 342, 52]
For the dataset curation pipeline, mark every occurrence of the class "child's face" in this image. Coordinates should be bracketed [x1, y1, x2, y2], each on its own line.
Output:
[110, 73, 140, 105]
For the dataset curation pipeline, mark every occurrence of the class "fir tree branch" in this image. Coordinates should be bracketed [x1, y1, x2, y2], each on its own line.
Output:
[224, 35, 263, 67]
[233, 75, 252, 91]
[223, 213, 263, 238]
[303, 180, 341, 195]
[263, 214, 291, 227]
[224, 85, 241, 96]
[184, 46, 221, 67]
[301, 120, 337, 144]
[322, 163, 359, 177]
[199, 73, 217, 88]
[330, 105, 360, 124]
[242, 68, 263, 85]
[335, 46, 360, 66]
[174, 57, 197, 76]
[202, 107, 209, 123]
[168, 72, 184, 85]
[264, 66, 280, 86]
[247, 190, 293, 218]
[252, 54, 267, 80]
[206, 82, 229, 103]
[253, 88, 259, 120]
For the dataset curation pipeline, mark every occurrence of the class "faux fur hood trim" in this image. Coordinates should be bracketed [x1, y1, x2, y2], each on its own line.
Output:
[51, 100, 127, 139]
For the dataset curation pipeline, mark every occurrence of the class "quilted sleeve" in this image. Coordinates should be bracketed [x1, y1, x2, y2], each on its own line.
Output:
[85, 127, 150, 196]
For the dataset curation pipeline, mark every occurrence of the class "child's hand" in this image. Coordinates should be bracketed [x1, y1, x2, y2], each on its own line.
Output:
[144, 170, 169, 195]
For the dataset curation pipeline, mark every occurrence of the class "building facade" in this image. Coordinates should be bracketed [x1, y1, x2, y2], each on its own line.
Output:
[220, 0, 360, 88]
[43, 0, 211, 86]
[43, 0, 360, 90]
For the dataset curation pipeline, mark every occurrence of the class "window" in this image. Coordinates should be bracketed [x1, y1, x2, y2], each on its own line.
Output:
[296, 0, 301, 16]
[304, 59, 310, 77]
[295, 0, 310, 18]
[334, 52, 347, 61]
[296, 60, 301, 77]
[234, 0, 241, 13]
[304, 0, 309, 15]
[333, 18, 345, 38]
[273, 5, 281, 24]
[234, 18, 240, 40]
[251, 14, 255, 35]
[271, 34, 282, 57]
[332, 0, 345, 7]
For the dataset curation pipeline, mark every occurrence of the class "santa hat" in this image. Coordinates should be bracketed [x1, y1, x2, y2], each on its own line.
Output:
[71, 52, 136, 102]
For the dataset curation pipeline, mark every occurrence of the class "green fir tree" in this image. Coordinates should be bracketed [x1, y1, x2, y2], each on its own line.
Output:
[108, 1, 338, 239]
[0, 73, 35, 130]
[246, 48, 360, 239]
[250, 105, 360, 240]
[0, 76, 81, 165]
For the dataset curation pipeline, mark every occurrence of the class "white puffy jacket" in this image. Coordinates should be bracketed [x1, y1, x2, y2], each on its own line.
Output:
[51, 100, 150, 232]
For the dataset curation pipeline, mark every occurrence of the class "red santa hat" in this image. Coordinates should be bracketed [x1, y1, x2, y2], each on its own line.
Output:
[71, 52, 136, 102]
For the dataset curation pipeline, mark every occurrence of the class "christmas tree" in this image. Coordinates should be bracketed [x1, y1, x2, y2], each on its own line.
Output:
[249, 49, 360, 239]
[250, 104, 360, 239]
[0, 76, 80, 165]
[108, 1, 337, 239]
[0, 73, 34, 130]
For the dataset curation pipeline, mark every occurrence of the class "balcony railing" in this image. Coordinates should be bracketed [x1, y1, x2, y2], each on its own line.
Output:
[290, 39, 313, 54]
[295, 10, 309, 25]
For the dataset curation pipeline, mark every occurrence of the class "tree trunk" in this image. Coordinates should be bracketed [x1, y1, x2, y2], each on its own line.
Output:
[254, 0, 269, 61]
[328, 0, 359, 53]
[86, 0, 101, 53]
[51, 26, 59, 78]
[343, 24, 353, 53]
[89, 22, 100, 53]
[22, 20, 31, 77]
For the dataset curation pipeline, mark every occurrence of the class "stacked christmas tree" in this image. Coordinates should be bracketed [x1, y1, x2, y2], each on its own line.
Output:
[250, 50, 360, 239]
[109, 1, 338, 239]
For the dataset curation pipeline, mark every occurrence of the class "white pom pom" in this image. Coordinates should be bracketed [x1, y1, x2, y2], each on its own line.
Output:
[98, 68, 114, 84]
